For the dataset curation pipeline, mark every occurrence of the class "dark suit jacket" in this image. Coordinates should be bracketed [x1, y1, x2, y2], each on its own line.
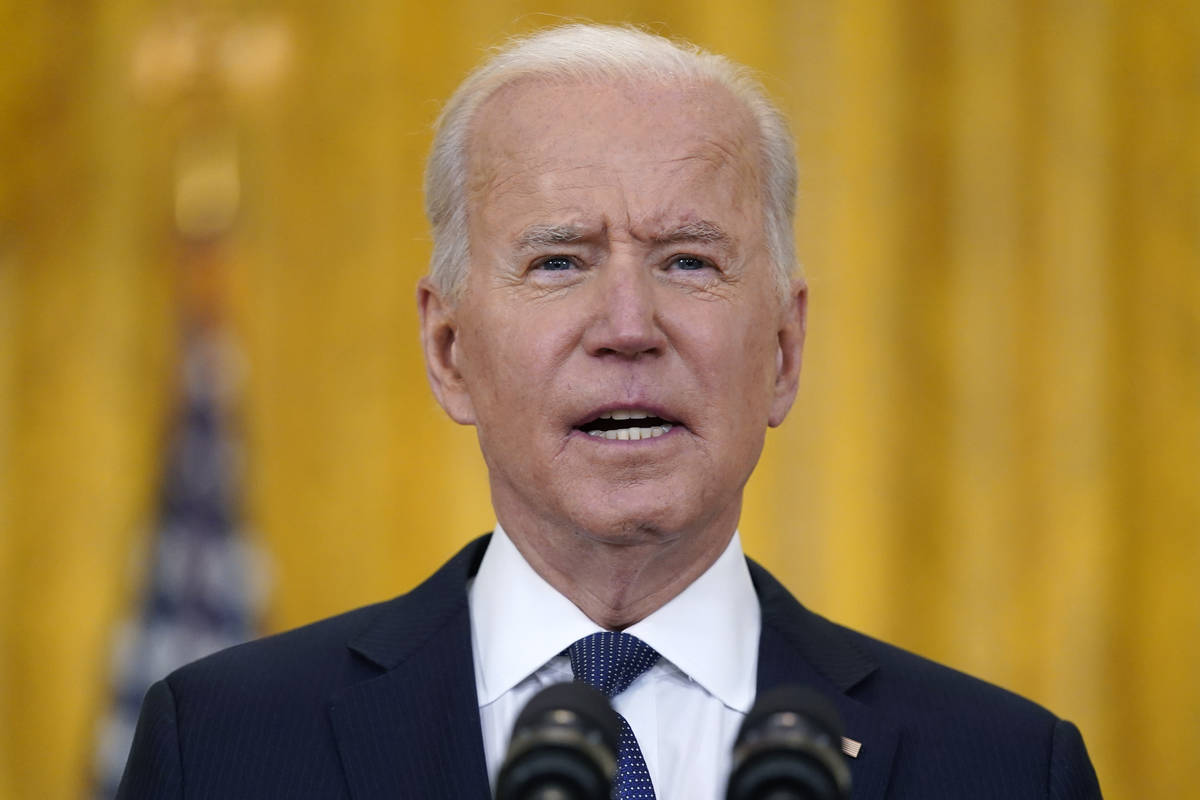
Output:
[117, 535, 1101, 798]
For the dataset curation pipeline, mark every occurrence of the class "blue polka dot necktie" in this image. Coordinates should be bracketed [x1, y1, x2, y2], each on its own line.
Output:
[567, 632, 659, 800]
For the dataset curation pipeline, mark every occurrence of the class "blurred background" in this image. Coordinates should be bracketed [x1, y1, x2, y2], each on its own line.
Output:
[1, 1, 1197, 798]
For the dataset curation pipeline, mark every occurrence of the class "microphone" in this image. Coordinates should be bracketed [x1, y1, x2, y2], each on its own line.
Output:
[495, 681, 621, 800]
[726, 686, 852, 800]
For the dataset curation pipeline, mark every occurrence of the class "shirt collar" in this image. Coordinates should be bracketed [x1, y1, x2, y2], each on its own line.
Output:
[468, 523, 760, 713]
[624, 531, 760, 713]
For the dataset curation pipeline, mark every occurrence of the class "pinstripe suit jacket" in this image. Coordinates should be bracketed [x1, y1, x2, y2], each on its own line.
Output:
[117, 534, 1101, 799]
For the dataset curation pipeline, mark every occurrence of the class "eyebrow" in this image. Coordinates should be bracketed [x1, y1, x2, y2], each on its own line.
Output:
[512, 219, 733, 252]
[514, 224, 589, 251]
[647, 220, 731, 248]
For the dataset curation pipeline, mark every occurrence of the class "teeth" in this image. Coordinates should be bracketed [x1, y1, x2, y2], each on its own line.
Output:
[598, 410, 652, 420]
[585, 424, 673, 440]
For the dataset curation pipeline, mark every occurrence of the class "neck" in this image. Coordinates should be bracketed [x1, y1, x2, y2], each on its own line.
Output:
[497, 510, 740, 630]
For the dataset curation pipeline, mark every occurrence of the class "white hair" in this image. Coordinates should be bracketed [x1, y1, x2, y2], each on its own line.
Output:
[423, 23, 798, 299]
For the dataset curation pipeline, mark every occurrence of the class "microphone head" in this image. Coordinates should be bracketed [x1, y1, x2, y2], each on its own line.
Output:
[496, 681, 621, 800]
[727, 686, 852, 800]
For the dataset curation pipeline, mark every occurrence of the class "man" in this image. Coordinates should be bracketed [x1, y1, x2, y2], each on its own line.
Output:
[118, 24, 1102, 799]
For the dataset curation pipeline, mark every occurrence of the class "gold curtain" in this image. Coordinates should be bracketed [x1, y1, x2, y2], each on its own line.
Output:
[1, 1, 1196, 797]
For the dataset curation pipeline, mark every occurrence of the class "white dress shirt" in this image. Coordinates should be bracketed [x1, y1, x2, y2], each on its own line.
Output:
[469, 523, 761, 800]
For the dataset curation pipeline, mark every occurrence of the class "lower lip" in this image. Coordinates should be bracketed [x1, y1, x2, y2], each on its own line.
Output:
[570, 425, 684, 444]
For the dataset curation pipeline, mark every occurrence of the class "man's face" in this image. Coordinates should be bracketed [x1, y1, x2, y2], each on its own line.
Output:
[420, 78, 805, 550]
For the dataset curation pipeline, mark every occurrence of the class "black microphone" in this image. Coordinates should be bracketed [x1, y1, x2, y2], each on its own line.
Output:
[726, 686, 852, 800]
[495, 681, 621, 800]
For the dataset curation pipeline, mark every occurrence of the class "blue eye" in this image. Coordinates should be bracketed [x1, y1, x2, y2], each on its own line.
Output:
[536, 256, 574, 271]
[671, 256, 708, 271]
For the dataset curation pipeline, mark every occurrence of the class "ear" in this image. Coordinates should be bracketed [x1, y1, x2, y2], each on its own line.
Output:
[768, 278, 807, 427]
[416, 277, 477, 425]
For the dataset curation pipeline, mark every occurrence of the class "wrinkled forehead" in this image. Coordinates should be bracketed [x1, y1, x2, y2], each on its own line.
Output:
[464, 76, 764, 208]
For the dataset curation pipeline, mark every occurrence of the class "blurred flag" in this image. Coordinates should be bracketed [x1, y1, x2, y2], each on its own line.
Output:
[91, 327, 267, 798]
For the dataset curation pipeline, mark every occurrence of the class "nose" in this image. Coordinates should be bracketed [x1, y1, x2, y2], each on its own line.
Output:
[582, 261, 666, 359]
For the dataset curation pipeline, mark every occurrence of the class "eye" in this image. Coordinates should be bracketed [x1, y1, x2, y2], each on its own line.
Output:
[534, 255, 575, 271]
[668, 255, 710, 271]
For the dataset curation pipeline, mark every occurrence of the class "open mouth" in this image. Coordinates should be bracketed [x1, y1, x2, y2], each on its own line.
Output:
[576, 410, 676, 441]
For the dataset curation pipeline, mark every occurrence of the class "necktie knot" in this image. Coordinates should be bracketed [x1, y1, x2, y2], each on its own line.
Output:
[568, 632, 659, 699]
[565, 632, 659, 799]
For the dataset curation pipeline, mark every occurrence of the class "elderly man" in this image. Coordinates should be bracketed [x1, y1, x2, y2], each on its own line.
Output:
[119, 24, 1101, 800]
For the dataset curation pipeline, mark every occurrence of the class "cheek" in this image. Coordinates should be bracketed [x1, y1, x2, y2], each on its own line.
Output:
[716, 325, 781, 424]
[459, 311, 566, 421]
[687, 309, 775, 385]
[456, 314, 515, 415]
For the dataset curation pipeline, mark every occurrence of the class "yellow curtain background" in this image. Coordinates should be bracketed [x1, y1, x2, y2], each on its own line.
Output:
[2, 1, 1196, 798]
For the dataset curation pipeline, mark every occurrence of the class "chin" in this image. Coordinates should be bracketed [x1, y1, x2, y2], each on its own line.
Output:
[569, 518, 680, 547]
[560, 494, 707, 547]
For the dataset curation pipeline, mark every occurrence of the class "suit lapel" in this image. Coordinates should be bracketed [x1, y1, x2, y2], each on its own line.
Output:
[326, 540, 897, 799]
[751, 560, 899, 800]
[330, 537, 493, 800]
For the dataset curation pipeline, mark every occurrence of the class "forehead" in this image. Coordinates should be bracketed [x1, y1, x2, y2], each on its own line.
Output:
[465, 77, 763, 234]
